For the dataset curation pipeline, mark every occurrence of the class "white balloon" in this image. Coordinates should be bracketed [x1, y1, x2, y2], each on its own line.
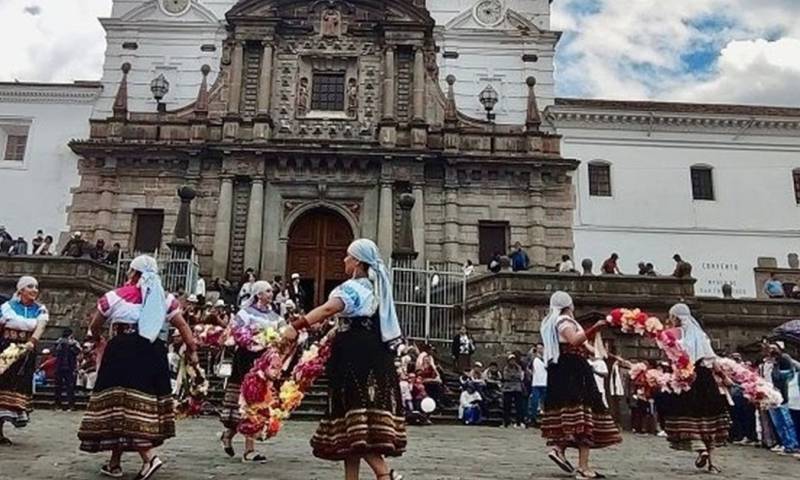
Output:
[420, 397, 436, 414]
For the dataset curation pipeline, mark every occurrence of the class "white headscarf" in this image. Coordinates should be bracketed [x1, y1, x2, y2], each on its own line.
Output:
[13, 276, 38, 301]
[246, 281, 273, 308]
[669, 303, 716, 363]
[347, 238, 402, 345]
[130, 255, 167, 343]
[540, 291, 574, 365]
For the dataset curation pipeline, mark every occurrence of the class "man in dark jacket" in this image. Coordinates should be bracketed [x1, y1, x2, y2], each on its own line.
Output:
[61, 232, 87, 257]
[54, 329, 81, 411]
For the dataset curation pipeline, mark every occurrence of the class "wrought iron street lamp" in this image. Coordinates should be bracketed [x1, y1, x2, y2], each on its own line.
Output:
[479, 84, 499, 122]
[150, 74, 170, 113]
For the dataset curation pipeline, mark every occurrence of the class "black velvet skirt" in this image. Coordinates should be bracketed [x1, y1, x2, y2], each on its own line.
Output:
[311, 317, 407, 461]
[77, 333, 175, 452]
[541, 348, 622, 449]
[660, 363, 730, 451]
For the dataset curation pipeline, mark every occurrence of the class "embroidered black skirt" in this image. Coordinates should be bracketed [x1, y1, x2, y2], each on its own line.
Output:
[77, 332, 175, 452]
[0, 330, 36, 428]
[219, 348, 261, 430]
[541, 348, 622, 449]
[660, 363, 730, 451]
[311, 318, 407, 461]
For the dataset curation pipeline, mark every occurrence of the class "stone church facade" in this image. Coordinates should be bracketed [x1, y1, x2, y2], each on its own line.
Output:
[66, 0, 575, 304]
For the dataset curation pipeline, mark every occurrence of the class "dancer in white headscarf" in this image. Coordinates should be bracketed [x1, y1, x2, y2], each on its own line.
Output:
[77, 255, 198, 480]
[282, 238, 406, 480]
[0, 276, 49, 445]
[219, 280, 283, 463]
[659, 303, 728, 474]
[539, 291, 621, 479]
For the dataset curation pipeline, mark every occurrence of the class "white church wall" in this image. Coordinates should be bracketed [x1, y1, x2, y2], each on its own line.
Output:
[553, 111, 800, 298]
[0, 83, 102, 243]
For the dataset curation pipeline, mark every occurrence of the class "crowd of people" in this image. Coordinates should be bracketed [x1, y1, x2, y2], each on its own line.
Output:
[0, 226, 121, 265]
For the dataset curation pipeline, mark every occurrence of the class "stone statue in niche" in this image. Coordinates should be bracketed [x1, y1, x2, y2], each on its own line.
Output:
[297, 77, 309, 116]
[347, 78, 358, 117]
[321, 9, 342, 37]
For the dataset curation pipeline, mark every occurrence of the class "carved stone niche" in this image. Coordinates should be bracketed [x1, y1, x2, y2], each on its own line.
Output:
[295, 55, 360, 121]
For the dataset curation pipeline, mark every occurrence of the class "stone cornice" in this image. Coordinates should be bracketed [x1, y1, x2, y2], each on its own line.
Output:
[0, 82, 102, 105]
[545, 101, 800, 136]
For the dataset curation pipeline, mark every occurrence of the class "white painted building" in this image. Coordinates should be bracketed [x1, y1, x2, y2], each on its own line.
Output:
[0, 81, 103, 243]
[546, 99, 800, 298]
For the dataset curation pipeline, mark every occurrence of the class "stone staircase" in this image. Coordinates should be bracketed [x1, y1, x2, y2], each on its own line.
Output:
[33, 351, 506, 426]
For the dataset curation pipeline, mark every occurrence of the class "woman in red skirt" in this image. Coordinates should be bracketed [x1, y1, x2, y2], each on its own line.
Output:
[540, 291, 621, 479]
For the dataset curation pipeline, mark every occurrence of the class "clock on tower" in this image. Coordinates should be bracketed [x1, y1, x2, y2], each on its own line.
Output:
[473, 0, 504, 27]
[161, 0, 191, 16]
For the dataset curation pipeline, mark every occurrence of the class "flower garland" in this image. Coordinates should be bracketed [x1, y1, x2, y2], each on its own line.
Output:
[193, 324, 227, 349]
[232, 324, 281, 352]
[606, 308, 782, 408]
[237, 327, 336, 440]
[175, 362, 210, 419]
[0, 343, 27, 375]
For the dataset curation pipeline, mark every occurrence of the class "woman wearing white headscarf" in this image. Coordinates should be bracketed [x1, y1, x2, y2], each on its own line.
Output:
[282, 238, 406, 480]
[219, 280, 283, 463]
[77, 255, 198, 480]
[659, 303, 728, 474]
[0, 276, 49, 445]
[539, 291, 621, 479]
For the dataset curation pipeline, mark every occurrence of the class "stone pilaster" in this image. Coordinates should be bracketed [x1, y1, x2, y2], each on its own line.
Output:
[443, 170, 460, 262]
[377, 179, 394, 260]
[412, 47, 425, 121]
[243, 178, 265, 272]
[411, 182, 426, 266]
[212, 176, 234, 279]
[527, 173, 547, 266]
[227, 41, 244, 114]
[380, 46, 397, 147]
[257, 43, 274, 114]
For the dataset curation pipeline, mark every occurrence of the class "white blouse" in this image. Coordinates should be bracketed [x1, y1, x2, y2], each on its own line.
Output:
[0, 299, 49, 332]
[233, 304, 283, 331]
[329, 277, 378, 318]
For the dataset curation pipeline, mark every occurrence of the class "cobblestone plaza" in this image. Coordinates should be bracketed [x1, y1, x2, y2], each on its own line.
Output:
[0, 411, 795, 479]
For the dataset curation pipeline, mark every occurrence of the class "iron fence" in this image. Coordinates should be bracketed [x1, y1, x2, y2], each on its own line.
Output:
[115, 250, 199, 295]
[391, 260, 466, 343]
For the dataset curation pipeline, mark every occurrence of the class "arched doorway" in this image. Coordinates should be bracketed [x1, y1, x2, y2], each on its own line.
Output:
[286, 208, 354, 310]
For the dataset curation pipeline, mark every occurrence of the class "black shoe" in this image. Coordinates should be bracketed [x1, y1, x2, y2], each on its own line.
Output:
[548, 450, 575, 473]
[242, 452, 267, 464]
[220, 432, 234, 458]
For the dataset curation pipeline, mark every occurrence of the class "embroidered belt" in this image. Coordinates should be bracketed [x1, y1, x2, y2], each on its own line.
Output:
[112, 323, 139, 336]
[2, 329, 32, 343]
[337, 316, 375, 332]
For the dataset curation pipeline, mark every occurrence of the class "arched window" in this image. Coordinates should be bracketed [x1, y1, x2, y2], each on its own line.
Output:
[588, 160, 611, 197]
[690, 165, 714, 200]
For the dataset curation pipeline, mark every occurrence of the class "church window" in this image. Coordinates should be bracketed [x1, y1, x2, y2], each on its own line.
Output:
[793, 170, 800, 204]
[133, 209, 164, 253]
[311, 72, 346, 111]
[478, 221, 509, 265]
[691, 166, 714, 200]
[0, 123, 29, 162]
[588, 161, 611, 197]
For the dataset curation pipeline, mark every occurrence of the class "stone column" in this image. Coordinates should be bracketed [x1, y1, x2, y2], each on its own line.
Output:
[382, 47, 396, 120]
[411, 182, 426, 265]
[212, 176, 234, 279]
[443, 187, 460, 262]
[96, 178, 115, 241]
[377, 180, 394, 260]
[227, 41, 245, 113]
[257, 43, 274, 114]
[243, 178, 265, 272]
[412, 47, 425, 121]
[527, 173, 547, 266]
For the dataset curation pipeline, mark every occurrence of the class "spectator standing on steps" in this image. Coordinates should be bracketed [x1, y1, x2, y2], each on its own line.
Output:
[671, 254, 693, 278]
[54, 328, 81, 411]
[451, 325, 476, 372]
[509, 242, 530, 272]
[502, 354, 526, 428]
[528, 343, 547, 427]
[601, 253, 621, 275]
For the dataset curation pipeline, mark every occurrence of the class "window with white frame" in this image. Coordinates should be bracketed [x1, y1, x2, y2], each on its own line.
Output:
[0, 122, 30, 162]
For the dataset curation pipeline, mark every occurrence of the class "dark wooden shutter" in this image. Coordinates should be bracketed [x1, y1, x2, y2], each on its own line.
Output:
[133, 209, 164, 253]
[478, 221, 508, 265]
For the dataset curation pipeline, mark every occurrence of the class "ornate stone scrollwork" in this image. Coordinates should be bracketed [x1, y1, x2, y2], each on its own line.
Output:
[347, 78, 359, 118]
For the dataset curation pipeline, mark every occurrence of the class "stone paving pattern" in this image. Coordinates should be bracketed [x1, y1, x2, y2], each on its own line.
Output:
[0, 411, 795, 479]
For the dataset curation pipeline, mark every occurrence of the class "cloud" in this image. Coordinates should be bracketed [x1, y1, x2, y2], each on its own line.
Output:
[552, 0, 800, 106]
[0, 0, 110, 82]
[23, 5, 41, 16]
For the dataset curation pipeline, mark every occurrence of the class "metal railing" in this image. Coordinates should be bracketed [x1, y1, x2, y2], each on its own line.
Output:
[391, 260, 466, 342]
[115, 250, 199, 294]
